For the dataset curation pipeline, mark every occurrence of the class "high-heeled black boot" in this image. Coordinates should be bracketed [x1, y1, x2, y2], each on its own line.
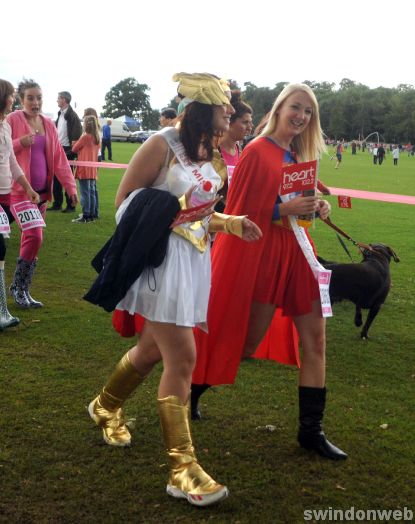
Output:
[297, 386, 348, 460]
[190, 383, 211, 420]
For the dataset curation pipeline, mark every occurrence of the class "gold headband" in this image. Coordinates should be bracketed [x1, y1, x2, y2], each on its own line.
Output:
[173, 72, 230, 106]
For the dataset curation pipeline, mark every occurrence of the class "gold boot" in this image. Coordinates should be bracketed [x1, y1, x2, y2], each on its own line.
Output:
[158, 395, 229, 507]
[88, 353, 145, 446]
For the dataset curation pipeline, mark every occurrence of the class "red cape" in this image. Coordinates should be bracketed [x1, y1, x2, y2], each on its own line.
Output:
[192, 138, 300, 386]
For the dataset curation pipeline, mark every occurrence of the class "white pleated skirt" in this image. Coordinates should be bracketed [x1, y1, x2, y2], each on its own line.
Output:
[115, 232, 211, 328]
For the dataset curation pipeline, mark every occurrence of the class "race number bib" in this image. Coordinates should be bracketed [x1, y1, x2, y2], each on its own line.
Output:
[13, 201, 46, 231]
[0, 205, 11, 235]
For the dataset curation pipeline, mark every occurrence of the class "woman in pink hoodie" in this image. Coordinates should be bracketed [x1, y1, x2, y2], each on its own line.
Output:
[7, 79, 78, 308]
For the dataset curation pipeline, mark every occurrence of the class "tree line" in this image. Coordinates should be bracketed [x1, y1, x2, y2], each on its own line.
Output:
[102, 77, 415, 143]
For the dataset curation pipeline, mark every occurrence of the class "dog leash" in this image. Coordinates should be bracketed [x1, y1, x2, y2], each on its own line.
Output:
[321, 217, 373, 257]
[334, 233, 355, 262]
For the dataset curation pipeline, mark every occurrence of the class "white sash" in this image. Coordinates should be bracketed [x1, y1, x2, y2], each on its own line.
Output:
[280, 194, 332, 318]
[160, 127, 212, 187]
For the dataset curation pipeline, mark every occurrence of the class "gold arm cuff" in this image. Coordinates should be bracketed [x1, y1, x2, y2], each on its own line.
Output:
[178, 194, 187, 210]
[209, 212, 246, 238]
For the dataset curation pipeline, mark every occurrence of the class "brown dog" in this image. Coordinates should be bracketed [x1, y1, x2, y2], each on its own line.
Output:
[318, 244, 400, 339]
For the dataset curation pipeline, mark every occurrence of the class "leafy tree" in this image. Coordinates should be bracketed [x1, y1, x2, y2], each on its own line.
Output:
[243, 82, 286, 126]
[339, 78, 357, 90]
[108, 77, 414, 142]
[141, 108, 160, 130]
[101, 77, 151, 119]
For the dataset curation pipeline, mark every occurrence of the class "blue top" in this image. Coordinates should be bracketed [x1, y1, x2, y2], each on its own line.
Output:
[265, 139, 296, 220]
[102, 124, 111, 140]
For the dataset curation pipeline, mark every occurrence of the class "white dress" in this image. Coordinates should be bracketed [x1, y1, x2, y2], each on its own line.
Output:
[115, 137, 222, 329]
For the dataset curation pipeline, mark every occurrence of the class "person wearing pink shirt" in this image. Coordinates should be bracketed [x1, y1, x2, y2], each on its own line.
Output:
[71, 115, 101, 223]
[7, 79, 78, 308]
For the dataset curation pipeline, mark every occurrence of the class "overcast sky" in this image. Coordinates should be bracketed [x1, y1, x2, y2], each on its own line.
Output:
[2, 0, 414, 118]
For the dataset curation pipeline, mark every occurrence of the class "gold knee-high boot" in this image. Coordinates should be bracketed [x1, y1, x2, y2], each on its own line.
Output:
[88, 353, 146, 446]
[157, 395, 229, 507]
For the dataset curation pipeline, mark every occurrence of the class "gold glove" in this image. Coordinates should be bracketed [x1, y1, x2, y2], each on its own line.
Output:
[178, 194, 187, 209]
[209, 212, 246, 238]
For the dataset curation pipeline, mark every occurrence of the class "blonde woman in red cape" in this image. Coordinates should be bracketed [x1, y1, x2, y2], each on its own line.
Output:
[193, 83, 347, 461]
[87, 73, 261, 507]
[191, 91, 301, 420]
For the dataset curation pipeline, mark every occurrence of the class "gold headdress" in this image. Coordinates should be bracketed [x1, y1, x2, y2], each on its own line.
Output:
[219, 78, 231, 96]
[173, 72, 231, 106]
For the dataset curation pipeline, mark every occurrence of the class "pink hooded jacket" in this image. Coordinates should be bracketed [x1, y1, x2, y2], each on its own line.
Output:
[7, 110, 77, 201]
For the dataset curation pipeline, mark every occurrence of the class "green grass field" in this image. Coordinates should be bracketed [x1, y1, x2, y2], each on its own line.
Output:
[1, 144, 414, 523]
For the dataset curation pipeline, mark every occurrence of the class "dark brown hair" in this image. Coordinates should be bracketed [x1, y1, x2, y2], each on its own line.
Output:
[229, 90, 252, 123]
[17, 78, 41, 103]
[179, 102, 215, 162]
[0, 79, 15, 114]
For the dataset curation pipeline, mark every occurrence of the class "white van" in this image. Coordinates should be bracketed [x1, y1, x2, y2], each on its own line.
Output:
[99, 118, 132, 142]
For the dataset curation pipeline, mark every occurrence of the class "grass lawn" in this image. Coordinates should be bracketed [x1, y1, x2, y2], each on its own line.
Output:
[1, 144, 414, 523]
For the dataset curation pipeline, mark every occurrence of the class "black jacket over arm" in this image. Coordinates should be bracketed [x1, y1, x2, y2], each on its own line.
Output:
[84, 188, 180, 312]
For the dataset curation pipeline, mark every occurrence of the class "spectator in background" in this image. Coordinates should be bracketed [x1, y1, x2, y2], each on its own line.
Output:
[334, 140, 343, 169]
[49, 91, 82, 212]
[101, 119, 112, 161]
[392, 145, 400, 166]
[83, 108, 101, 160]
[83, 108, 101, 218]
[71, 115, 101, 223]
[159, 107, 177, 128]
[373, 144, 378, 164]
[377, 144, 386, 165]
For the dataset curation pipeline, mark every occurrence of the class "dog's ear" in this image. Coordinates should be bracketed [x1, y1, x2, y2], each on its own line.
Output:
[387, 246, 400, 263]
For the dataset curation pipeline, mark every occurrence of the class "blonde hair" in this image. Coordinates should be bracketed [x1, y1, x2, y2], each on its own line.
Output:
[83, 115, 100, 145]
[260, 83, 326, 161]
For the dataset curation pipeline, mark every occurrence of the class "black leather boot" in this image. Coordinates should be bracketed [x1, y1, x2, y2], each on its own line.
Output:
[297, 386, 347, 460]
[190, 383, 211, 420]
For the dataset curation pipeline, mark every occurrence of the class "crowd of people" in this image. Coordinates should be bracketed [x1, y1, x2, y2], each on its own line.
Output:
[330, 139, 408, 168]
[3, 72, 366, 507]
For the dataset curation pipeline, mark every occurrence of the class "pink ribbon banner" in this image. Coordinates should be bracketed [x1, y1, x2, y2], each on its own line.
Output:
[68, 161, 415, 206]
[329, 187, 415, 206]
[69, 160, 128, 169]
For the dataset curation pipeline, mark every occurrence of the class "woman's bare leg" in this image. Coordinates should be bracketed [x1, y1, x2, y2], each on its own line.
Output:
[128, 319, 162, 376]
[242, 302, 276, 358]
[145, 321, 196, 403]
[293, 300, 326, 387]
